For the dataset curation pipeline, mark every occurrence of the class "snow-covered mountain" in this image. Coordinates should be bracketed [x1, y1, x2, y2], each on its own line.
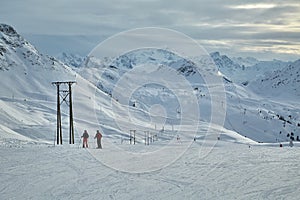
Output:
[210, 52, 290, 84]
[210, 52, 242, 71]
[249, 59, 300, 98]
[76, 48, 300, 143]
[1, 23, 299, 145]
[56, 52, 86, 68]
[232, 56, 259, 67]
[0, 24, 217, 144]
[58, 51, 291, 87]
[0, 24, 104, 143]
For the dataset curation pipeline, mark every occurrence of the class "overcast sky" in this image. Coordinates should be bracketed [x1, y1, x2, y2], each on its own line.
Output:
[1, 0, 300, 60]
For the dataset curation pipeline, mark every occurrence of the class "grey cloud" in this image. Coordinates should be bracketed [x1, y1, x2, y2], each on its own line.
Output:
[0, 0, 299, 60]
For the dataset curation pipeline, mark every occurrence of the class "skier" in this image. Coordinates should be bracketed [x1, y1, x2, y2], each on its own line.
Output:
[177, 135, 181, 143]
[289, 139, 294, 147]
[94, 130, 102, 149]
[81, 130, 89, 148]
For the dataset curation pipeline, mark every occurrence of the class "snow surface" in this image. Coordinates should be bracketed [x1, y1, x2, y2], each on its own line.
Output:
[1, 141, 300, 199]
[1, 24, 300, 199]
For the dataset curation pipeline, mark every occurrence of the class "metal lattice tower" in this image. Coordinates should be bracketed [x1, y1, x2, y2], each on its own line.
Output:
[52, 81, 76, 145]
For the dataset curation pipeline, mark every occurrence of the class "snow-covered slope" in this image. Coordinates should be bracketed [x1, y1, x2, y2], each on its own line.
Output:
[232, 56, 259, 67]
[77, 48, 300, 143]
[249, 59, 300, 99]
[2, 140, 300, 200]
[58, 50, 291, 87]
[0, 24, 247, 146]
[56, 52, 86, 68]
[81, 48, 206, 95]
[224, 83, 300, 143]
[210, 51, 242, 75]
[210, 52, 290, 84]
[0, 24, 103, 143]
[1, 23, 299, 145]
[209, 56, 299, 143]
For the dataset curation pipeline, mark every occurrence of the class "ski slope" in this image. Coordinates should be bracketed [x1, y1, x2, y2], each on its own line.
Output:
[1, 140, 300, 200]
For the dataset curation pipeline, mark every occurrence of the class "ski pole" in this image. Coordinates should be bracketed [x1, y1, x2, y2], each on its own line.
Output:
[53, 131, 56, 147]
[78, 137, 82, 149]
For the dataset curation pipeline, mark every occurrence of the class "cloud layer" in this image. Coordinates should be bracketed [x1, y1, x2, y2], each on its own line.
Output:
[1, 0, 299, 60]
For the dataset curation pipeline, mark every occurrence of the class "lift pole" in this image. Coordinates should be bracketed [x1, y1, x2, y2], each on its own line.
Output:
[52, 81, 76, 145]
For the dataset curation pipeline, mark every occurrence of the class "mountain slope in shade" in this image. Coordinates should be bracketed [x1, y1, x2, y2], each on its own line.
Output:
[249, 59, 300, 99]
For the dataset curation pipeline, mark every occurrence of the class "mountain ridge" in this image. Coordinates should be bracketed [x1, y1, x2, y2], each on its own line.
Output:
[1, 23, 300, 144]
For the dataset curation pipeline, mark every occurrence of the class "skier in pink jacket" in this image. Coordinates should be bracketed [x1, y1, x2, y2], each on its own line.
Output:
[81, 130, 89, 148]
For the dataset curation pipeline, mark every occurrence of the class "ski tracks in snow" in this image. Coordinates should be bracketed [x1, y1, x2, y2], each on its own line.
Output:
[1, 142, 300, 199]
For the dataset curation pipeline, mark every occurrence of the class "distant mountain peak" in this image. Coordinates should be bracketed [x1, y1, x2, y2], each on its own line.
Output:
[0, 24, 18, 37]
[232, 56, 259, 67]
[57, 52, 86, 68]
[0, 23, 70, 72]
[210, 51, 221, 57]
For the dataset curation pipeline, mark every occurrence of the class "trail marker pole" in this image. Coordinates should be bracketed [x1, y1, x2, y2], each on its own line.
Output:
[78, 137, 82, 149]
[145, 131, 150, 145]
[129, 131, 132, 144]
[130, 130, 136, 145]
